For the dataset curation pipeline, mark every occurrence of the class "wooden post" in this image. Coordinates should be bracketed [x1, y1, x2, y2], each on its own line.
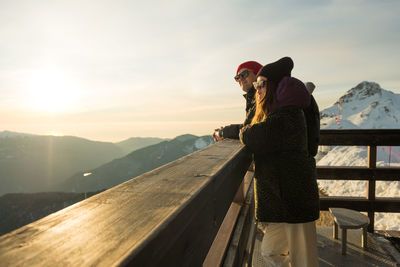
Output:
[333, 222, 338, 240]
[341, 229, 347, 255]
[362, 226, 368, 249]
[366, 145, 376, 232]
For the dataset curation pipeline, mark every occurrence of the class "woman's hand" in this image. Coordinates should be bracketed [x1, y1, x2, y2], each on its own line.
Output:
[239, 125, 250, 144]
[240, 125, 249, 134]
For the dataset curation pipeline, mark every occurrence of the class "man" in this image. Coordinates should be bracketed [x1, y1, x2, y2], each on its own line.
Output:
[213, 61, 262, 141]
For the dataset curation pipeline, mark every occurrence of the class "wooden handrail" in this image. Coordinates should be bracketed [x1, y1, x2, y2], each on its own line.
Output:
[319, 129, 400, 145]
[319, 196, 400, 212]
[0, 140, 252, 266]
[317, 167, 400, 181]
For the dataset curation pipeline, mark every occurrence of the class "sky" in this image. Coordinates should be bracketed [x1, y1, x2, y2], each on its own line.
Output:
[1, 0, 400, 142]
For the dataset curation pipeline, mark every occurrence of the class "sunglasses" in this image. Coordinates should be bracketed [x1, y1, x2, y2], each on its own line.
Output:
[234, 69, 249, 82]
[253, 80, 267, 89]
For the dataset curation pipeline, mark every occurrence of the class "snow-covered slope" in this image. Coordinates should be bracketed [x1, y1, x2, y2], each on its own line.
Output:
[320, 81, 400, 129]
[317, 81, 400, 230]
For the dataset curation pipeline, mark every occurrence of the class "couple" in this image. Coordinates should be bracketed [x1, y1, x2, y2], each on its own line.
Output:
[213, 57, 320, 267]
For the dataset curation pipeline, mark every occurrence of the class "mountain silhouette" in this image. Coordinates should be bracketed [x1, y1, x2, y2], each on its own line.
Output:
[0, 133, 124, 195]
[61, 134, 214, 192]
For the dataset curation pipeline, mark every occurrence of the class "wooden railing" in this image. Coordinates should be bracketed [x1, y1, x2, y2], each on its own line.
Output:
[0, 139, 252, 266]
[0, 130, 399, 266]
[318, 129, 400, 232]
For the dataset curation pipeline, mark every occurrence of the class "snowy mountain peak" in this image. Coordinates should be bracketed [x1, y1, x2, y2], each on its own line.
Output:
[338, 81, 382, 104]
[316, 81, 400, 230]
[320, 81, 400, 129]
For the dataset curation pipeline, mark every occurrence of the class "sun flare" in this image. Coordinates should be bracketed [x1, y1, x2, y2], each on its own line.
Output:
[27, 68, 80, 113]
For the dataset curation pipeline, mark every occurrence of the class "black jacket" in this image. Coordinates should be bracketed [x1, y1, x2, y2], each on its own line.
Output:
[240, 106, 320, 223]
[221, 87, 256, 139]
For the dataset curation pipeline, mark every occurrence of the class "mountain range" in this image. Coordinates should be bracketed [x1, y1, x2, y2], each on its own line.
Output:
[60, 134, 214, 193]
[0, 131, 166, 196]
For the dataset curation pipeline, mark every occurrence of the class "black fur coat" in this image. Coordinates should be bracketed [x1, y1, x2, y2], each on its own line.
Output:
[240, 106, 320, 223]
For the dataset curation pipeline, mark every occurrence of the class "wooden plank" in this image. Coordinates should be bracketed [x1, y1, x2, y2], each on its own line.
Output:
[320, 197, 400, 212]
[374, 198, 400, 212]
[223, 180, 255, 267]
[203, 203, 242, 267]
[319, 129, 400, 146]
[233, 171, 254, 204]
[241, 204, 257, 267]
[0, 139, 252, 267]
[367, 145, 377, 232]
[367, 145, 377, 169]
[316, 166, 400, 181]
[203, 171, 254, 267]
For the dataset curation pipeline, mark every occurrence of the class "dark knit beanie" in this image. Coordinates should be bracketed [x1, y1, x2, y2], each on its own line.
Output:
[257, 57, 294, 84]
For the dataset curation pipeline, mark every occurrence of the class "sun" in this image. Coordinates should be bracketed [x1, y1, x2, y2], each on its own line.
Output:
[27, 68, 80, 113]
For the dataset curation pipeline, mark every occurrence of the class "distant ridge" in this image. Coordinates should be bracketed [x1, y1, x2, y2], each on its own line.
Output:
[115, 136, 166, 156]
[0, 130, 36, 138]
[0, 132, 176, 196]
[62, 134, 214, 193]
[0, 134, 125, 195]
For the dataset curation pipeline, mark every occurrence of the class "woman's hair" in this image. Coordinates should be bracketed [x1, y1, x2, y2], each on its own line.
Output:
[251, 81, 278, 125]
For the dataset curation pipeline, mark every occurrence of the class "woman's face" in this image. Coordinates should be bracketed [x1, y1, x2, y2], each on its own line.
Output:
[253, 76, 267, 101]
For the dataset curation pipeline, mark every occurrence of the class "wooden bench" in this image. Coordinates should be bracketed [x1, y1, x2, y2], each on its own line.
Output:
[329, 208, 370, 255]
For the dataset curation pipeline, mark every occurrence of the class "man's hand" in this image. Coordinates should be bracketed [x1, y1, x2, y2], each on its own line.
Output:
[212, 128, 223, 142]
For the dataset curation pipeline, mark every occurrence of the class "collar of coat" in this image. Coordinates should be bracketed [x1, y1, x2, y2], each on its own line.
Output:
[243, 86, 256, 112]
[243, 86, 255, 101]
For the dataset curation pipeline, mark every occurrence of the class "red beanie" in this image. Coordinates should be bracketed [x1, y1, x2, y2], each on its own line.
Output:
[236, 61, 262, 75]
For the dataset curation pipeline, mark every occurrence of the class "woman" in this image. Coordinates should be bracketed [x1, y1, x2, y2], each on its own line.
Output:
[239, 57, 320, 267]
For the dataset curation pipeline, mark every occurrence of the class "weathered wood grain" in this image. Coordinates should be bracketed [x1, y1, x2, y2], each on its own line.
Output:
[367, 145, 377, 232]
[223, 180, 255, 267]
[203, 171, 254, 266]
[320, 197, 400, 212]
[0, 139, 251, 266]
[316, 166, 400, 181]
[319, 129, 400, 146]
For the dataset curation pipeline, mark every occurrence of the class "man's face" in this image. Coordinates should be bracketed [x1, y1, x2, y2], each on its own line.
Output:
[236, 68, 256, 93]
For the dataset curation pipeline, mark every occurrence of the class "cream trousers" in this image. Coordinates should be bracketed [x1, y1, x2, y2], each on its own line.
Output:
[257, 221, 318, 267]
